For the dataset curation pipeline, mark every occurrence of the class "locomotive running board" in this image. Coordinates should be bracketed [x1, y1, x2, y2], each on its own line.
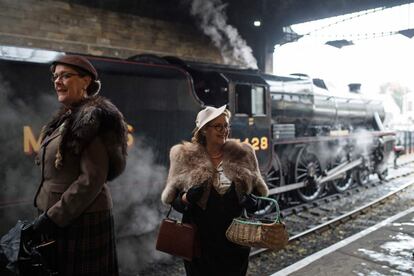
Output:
[268, 158, 363, 195]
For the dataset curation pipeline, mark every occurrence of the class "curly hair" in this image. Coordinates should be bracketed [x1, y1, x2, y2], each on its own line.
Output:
[191, 109, 231, 145]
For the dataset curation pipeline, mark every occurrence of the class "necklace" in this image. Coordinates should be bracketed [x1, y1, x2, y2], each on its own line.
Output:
[209, 152, 223, 159]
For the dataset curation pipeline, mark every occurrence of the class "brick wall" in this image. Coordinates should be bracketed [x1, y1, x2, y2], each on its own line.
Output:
[0, 0, 223, 63]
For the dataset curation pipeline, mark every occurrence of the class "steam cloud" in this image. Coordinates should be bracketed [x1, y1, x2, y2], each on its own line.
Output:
[0, 73, 58, 229]
[110, 140, 170, 274]
[352, 128, 375, 158]
[188, 0, 258, 69]
[297, 127, 382, 189]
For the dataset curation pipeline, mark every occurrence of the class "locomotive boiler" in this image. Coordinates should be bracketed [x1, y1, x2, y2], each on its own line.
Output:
[0, 45, 394, 245]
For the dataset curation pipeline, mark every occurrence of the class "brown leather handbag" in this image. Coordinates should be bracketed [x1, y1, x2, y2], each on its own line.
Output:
[155, 206, 200, 261]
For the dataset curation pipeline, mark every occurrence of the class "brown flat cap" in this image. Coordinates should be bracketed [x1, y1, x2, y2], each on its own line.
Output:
[52, 55, 98, 80]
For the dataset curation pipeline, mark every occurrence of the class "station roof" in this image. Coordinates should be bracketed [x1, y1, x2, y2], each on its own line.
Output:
[70, 1, 411, 27]
[67, 0, 412, 70]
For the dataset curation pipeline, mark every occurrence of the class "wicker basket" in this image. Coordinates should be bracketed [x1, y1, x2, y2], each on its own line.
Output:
[226, 197, 289, 250]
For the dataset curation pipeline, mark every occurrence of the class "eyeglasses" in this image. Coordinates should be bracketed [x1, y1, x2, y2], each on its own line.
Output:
[206, 124, 231, 132]
[51, 72, 80, 82]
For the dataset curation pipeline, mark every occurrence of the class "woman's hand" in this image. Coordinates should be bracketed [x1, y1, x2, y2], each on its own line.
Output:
[183, 185, 205, 205]
[32, 212, 58, 236]
[239, 194, 259, 213]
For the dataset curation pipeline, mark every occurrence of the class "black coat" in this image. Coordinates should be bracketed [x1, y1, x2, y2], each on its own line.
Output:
[182, 184, 250, 276]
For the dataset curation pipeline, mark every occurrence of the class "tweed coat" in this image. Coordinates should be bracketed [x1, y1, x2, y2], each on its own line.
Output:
[34, 96, 128, 227]
[161, 139, 269, 208]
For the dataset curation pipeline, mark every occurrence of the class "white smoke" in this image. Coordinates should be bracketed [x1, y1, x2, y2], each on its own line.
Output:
[189, 0, 258, 69]
[352, 128, 376, 158]
[0, 73, 58, 231]
[110, 140, 170, 273]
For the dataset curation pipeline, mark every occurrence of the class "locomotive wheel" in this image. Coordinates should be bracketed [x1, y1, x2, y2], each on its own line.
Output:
[294, 147, 323, 202]
[355, 168, 370, 185]
[330, 154, 353, 193]
[266, 154, 283, 200]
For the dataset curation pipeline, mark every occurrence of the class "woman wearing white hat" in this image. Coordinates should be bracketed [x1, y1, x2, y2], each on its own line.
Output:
[161, 105, 269, 275]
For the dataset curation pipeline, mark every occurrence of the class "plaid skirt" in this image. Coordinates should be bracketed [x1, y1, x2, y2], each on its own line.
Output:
[54, 210, 119, 276]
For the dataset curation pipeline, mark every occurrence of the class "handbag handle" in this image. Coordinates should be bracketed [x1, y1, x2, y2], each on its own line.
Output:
[166, 205, 173, 218]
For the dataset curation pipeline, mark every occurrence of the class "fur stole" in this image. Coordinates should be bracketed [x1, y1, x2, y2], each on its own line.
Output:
[39, 96, 128, 181]
[161, 139, 269, 209]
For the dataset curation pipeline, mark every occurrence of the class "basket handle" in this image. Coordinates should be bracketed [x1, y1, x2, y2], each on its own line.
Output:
[243, 196, 282, 223]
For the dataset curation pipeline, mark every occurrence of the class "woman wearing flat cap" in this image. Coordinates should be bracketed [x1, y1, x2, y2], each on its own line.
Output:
[32, 55, 128, 275]
[161, 105, 269, 275]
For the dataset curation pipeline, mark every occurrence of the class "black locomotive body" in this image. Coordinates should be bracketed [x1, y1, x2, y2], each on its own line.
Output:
[0, 46, 394, 257]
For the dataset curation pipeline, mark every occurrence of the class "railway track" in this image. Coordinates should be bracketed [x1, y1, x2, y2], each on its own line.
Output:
[250, 158, 414, 258]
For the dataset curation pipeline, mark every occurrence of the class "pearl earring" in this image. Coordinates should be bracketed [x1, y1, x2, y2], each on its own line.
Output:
[83, 88, 88, 98]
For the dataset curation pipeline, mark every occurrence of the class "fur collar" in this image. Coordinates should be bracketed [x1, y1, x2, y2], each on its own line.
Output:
[40, 96, 128, 181]
[161, 139, 268, 209]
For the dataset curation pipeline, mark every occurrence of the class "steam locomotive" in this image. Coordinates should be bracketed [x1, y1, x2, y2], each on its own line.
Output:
[168, 58, 394, 202]
[0, 45, 394, 236]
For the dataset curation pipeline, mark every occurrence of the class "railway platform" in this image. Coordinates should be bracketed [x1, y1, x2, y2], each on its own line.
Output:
[272, 206, 414, 276]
